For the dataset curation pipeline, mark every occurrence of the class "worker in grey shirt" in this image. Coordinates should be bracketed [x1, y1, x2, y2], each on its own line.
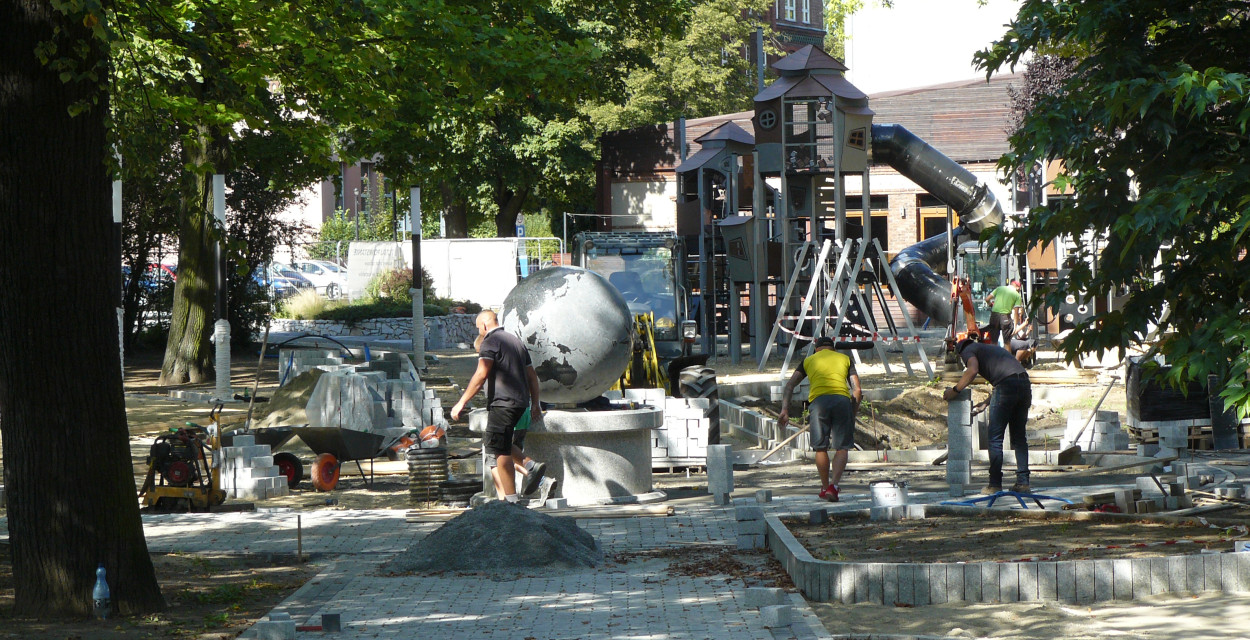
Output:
[943, 338, 1032, 494]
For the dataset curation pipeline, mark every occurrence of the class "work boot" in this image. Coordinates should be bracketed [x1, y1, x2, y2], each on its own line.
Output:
[521, 462, 547, 495]
[1009, 482, 1032, 494]
[980, 485, 1003, 495]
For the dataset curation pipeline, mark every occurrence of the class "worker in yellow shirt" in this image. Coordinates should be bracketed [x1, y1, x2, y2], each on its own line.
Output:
[778, 336, 863, 502]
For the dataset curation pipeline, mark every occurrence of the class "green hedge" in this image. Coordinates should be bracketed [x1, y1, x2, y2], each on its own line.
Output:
[294, 298, 480, 322]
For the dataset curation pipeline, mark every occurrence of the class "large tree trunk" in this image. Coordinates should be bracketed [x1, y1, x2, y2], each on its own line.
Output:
[0, 0, 165, 617]
[439, 181, 469, 238]
[493, 186, 528, 238]
[159, 126, 221, 385]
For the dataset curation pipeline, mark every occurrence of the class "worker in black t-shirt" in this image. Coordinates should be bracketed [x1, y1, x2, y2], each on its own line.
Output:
[943, 338, 1032, 495]
[452, 310, 545, 503]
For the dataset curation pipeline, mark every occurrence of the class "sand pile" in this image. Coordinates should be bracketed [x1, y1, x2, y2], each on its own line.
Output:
[390, 501, 600, 573]
[248, 369, 326, 429]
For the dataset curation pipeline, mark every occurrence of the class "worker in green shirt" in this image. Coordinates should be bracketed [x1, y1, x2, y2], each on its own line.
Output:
[984, 279, 1022, 345]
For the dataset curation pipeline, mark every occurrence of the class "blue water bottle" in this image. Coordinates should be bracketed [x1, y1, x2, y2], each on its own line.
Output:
[92, 563, 110, 620]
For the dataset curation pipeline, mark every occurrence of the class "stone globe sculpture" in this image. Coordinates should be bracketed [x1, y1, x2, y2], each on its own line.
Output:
[500, 266, 633, 404]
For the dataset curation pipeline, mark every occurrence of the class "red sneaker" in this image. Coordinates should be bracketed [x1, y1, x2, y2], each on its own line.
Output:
[819, 485, 840, 502]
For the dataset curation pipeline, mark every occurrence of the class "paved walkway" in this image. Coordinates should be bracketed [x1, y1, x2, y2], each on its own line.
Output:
[1, 457, 1241, 639]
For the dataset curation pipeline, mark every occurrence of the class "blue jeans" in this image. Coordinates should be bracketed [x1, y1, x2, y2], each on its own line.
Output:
[987, 375, 1031, 486]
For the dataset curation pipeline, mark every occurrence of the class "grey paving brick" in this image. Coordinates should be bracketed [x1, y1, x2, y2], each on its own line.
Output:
[898, 565, 914, 606]
[1132, 558, 1151, 599]
[983, 563, 1000, 603]
[1058, 561, 1076, 603]
[854, 562, 871, 604]
[818, 562, 836, 602]
[1150, 557, 1170, 595]
[1237, 552, 1250, 593]
[1186, 555, 1205, 593]
[1205, 553, 1222, 591]
[913, 564, 930, 606]
[1222, 553, 1241, 593]
[1037, 562, 1057, 601]
[840, 562, 856, 604]
[1000, 563, 1020, 602]
[1076, 560, 1095, 603]
[867, 563, 884, 604]
[883, 563, 898, 606]
[1113, 559, 1133, 601]
[947, 563, 964, 603]
[1169, 556, 1187, 593]
[929, 564, 947, 604]
[955, 564, 975, 602]
[1018, 562, 1038, 601]
[1094, 560, 1114, 602]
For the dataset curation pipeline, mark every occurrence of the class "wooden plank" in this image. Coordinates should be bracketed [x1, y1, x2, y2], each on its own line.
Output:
[1064, 456, 1177, 479]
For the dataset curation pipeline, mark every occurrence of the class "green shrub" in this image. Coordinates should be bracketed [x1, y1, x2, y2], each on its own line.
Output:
[314, 299, 412, 323]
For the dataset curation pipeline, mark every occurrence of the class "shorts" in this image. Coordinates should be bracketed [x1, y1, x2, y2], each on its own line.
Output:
[484, 406, 526, 456]
[808, 394, 854, 451]
[1009, 337, 1037, 352]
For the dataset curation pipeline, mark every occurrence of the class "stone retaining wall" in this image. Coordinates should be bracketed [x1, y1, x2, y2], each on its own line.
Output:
[267, 313, 477, 347]
[766, 506, 1250, 605]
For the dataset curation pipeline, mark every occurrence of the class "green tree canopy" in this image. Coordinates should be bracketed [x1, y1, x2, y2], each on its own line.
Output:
[976, 0, 1250, 415]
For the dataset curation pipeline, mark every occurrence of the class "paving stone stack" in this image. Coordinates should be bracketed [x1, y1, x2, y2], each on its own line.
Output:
[734, 501, 766, 549]
[1153, 420, 1193, 459]
[217, 434, 289, 501]
[946, 389, 973, 495]
[706, 444, 733, 505]
[1062, 410, 1129, 452]
[744, 586, 792, 629]
[304, 352, 447, 436]
[276, 348, 351, 384]
[653, 396, 712, 465]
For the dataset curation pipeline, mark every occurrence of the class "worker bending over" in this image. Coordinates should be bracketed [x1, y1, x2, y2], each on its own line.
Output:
[943, 338, 1032, 494]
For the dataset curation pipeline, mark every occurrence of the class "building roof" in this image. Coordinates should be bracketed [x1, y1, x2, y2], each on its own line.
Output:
[599, 73, 1020, 175]
[867, 74, 1020, 164]
[770, 44, 848, 74]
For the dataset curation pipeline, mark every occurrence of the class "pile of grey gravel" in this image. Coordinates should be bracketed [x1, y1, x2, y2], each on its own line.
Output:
[391, 501, 600, 573]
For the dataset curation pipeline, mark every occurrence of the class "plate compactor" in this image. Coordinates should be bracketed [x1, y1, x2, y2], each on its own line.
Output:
[138, 406, 227, 511]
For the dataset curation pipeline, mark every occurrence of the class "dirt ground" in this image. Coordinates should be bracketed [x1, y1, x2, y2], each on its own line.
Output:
[785, 512, 1241, 563]
[0, 552, 318, 640]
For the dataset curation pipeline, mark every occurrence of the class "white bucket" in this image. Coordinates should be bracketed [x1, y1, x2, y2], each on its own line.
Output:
[869, 480, 908, 507]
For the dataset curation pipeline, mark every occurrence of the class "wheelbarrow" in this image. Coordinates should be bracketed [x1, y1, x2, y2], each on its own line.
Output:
[291, 426, 407, 491]
[222, 426, 302, 490]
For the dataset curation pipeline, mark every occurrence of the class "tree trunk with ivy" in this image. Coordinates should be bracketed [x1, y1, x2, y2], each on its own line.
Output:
[0, 0, 165, 616]
[160, 125, 222, 385]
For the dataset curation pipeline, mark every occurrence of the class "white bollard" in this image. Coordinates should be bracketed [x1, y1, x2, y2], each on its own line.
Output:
[214, 319, 231, 401]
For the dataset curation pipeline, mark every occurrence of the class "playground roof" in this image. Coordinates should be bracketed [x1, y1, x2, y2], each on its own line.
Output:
[770, 45, 849, 74]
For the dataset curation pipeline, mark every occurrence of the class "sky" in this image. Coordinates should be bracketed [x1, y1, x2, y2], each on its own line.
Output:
[843, 0, 1026, 95]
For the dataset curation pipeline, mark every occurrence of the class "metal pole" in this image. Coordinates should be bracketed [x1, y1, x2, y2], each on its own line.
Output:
[213, 174, 227, 320]
[113, 159, 123, 377]
[410, 187, 425, 370]
[562, 212, 568, 264]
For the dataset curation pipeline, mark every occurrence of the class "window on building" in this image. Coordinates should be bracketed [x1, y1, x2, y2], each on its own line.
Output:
[919, 207, 950, 240]
[802, 0, 810, 23]
[785, 0, 796, 21]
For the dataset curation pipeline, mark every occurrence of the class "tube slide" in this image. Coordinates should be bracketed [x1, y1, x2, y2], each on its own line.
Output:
[872, 124, 1005, 325]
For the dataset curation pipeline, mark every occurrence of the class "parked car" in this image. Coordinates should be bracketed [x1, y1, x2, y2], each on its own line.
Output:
[291, 259, 348, 298]
[254, 265, 303, 300]
[268, 264, 314, 292]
